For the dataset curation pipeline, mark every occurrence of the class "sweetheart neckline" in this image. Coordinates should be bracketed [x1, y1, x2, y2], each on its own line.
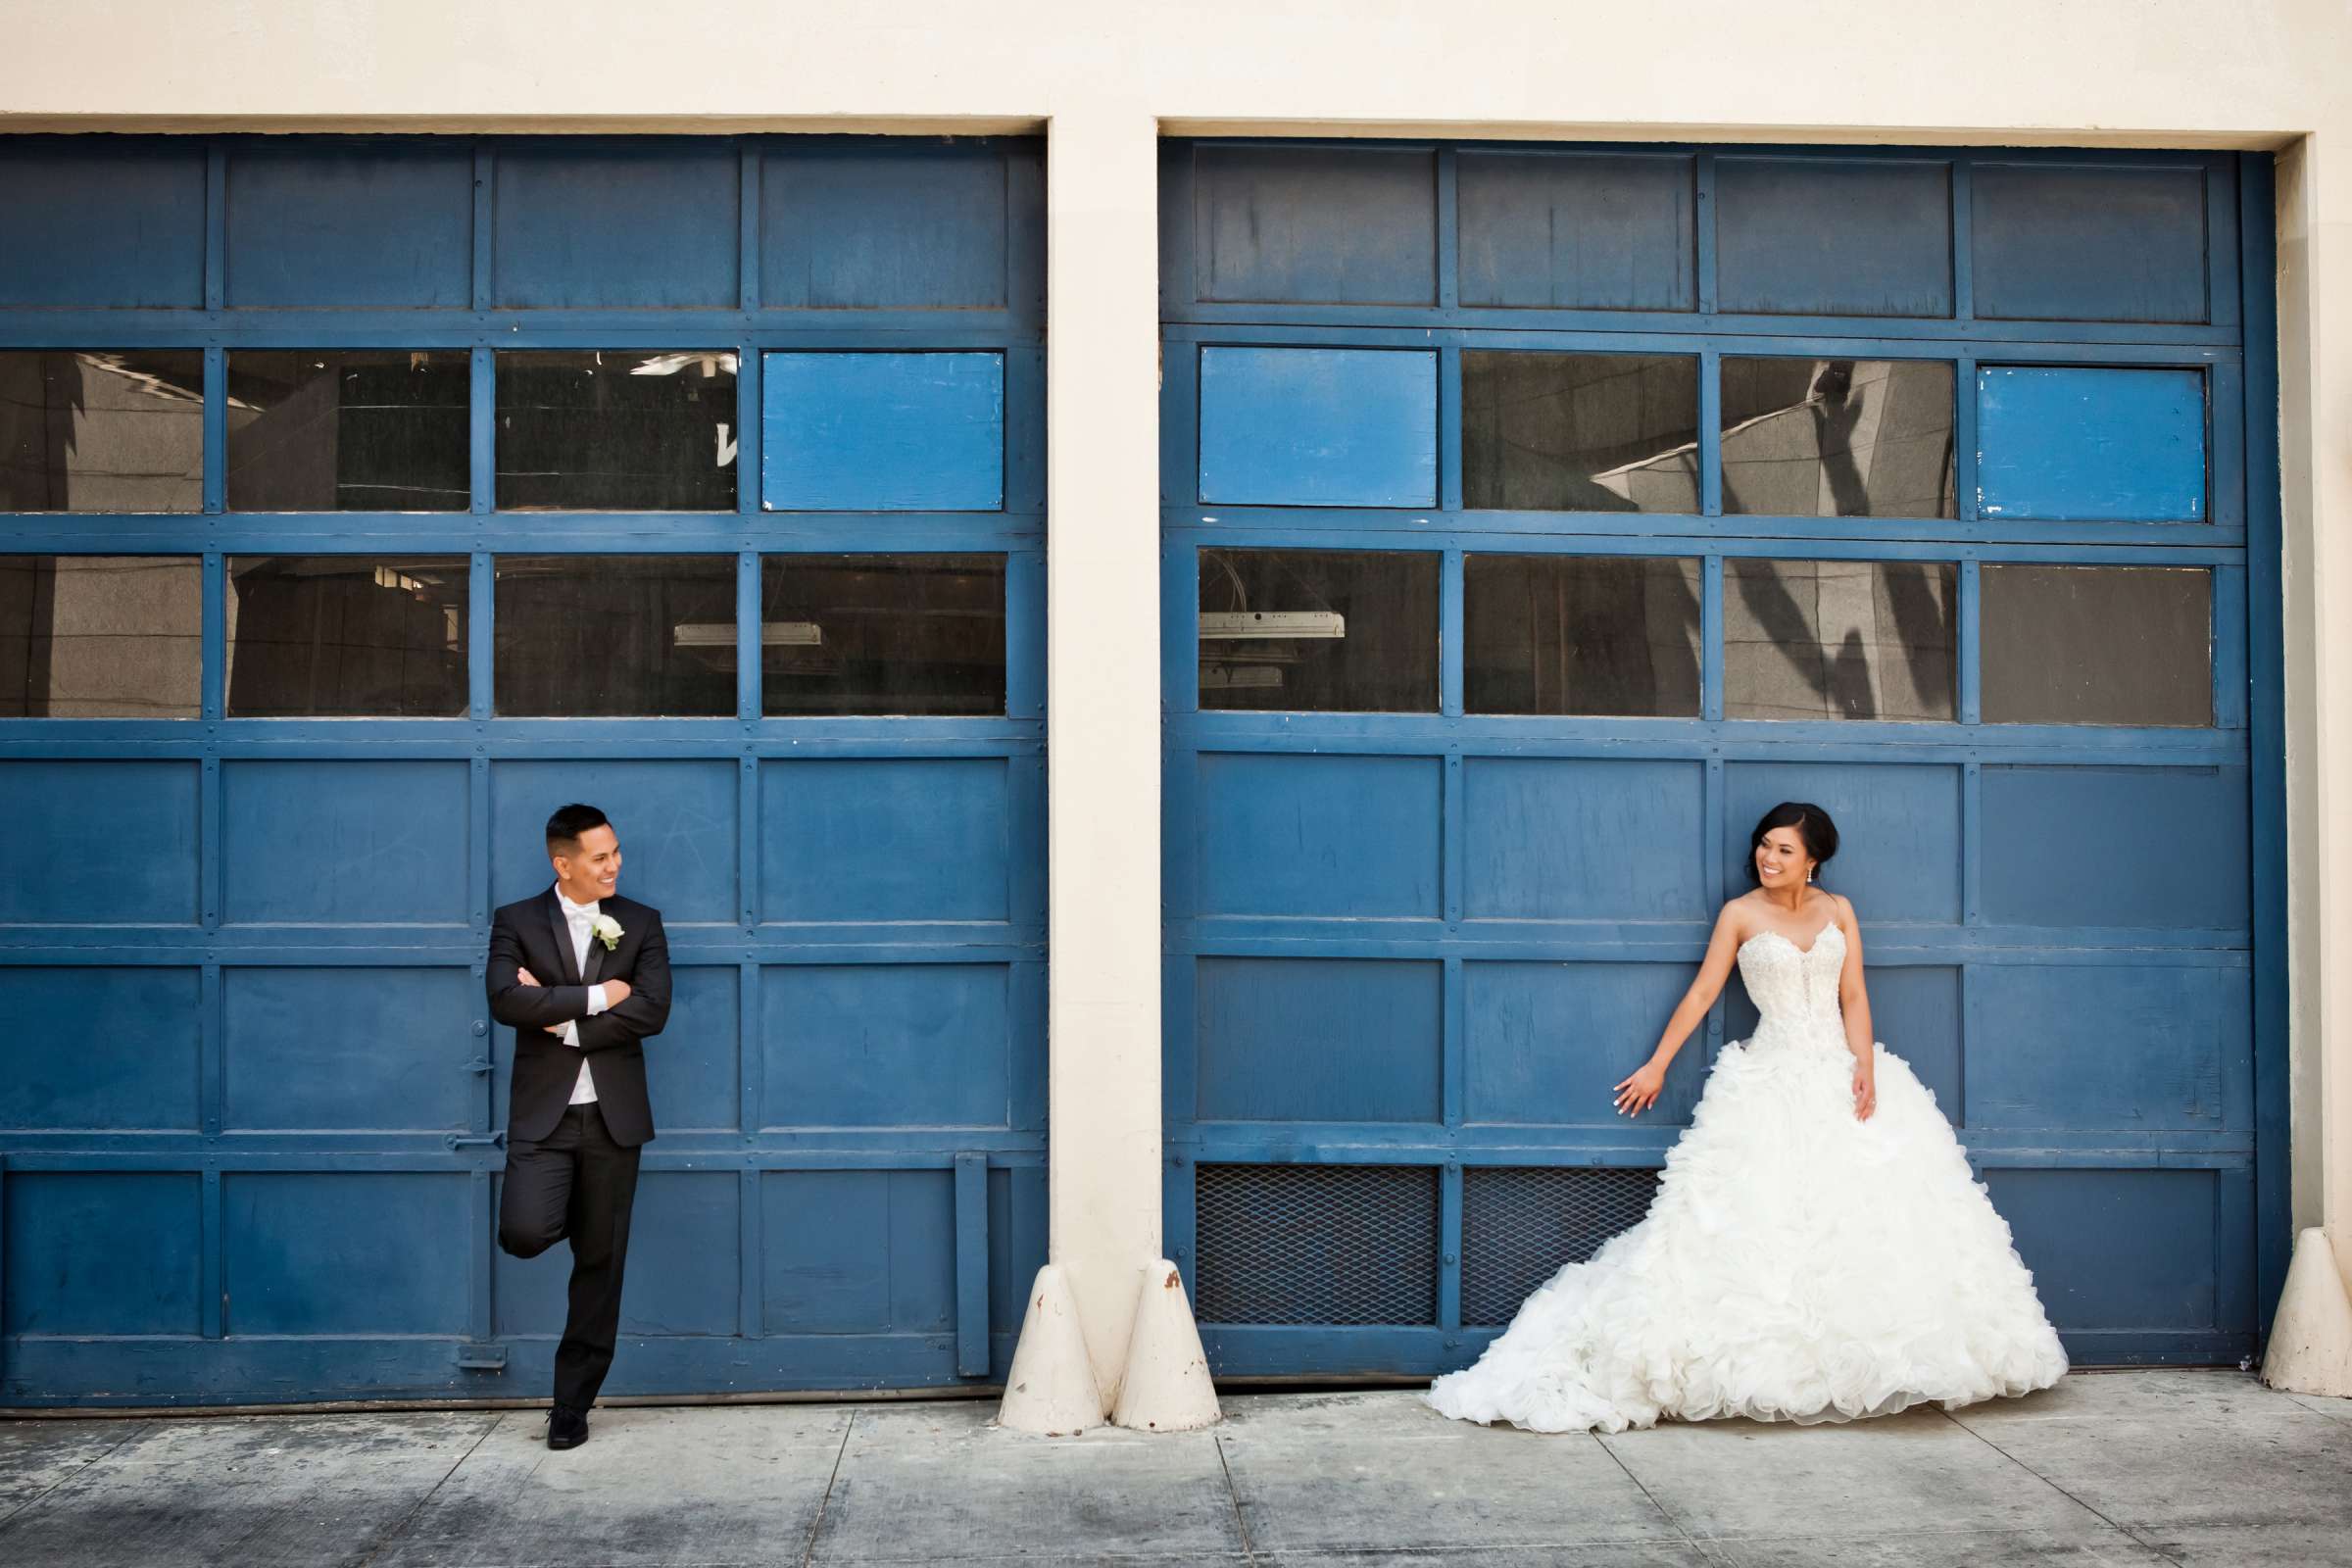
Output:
[1740, 924, 1844, 958]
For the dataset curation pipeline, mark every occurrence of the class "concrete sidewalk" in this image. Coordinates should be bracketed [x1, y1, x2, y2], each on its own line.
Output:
[1, 1372, 2347, 1567]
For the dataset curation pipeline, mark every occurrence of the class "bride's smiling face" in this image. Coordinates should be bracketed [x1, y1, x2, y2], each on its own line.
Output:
[1753, 826, 1814, 890]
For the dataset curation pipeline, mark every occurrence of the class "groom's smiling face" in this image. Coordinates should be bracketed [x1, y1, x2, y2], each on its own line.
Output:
[553, 824, 622, 906]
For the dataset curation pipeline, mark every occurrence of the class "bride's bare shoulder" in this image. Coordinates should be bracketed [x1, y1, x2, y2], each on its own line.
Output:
[1715, 892, 1764, 937]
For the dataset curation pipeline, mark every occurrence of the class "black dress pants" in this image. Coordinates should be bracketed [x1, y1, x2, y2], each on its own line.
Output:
[498, 1102, 642, 1409]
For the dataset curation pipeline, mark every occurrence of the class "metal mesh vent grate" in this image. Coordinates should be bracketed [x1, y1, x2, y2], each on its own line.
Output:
[1460, 1166, 1661, 1327]
[1194, 1163, 1440, 1326]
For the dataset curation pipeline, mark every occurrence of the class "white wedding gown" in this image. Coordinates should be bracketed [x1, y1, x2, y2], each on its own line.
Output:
[1427, 924, 2068, 1433]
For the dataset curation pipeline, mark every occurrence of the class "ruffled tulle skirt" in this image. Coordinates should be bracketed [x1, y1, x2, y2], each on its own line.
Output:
[1425, 1035, 2069, 1433]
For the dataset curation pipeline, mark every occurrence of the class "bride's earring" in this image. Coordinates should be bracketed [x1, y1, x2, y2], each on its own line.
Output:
[1807, 867, 1816, 883]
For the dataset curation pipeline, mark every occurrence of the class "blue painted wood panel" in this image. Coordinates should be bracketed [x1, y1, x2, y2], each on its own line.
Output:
[491, 142, 739, 308]
[760, 964, 1010, 1128]
[1972, 164, 2210, 323]
[1985, 1168, 2220, 1331]
[1198, 347, 1438, 508]
[223, 967, 473, 1131]
[986, 1164, 1050, 1337]
[1196, 957, 1442, 1123]
[761, 352, 1004, 511]
[1462, 759, 1706, 920]
[0, 968, 201, 1130]
[761, 1169, 955, 1334]
[0, 140, 205, 307]
[1456, 151, 1695, 312]
[1981, 765, 2249, 929]
[221, 760, 469, 925]
[762, 141, 1009, 309]
[1971, 963, 2247, 1131]
[0, 761, 199, 924]
[1978, 367, 2207, 521]
[1464, 961, 1701, 1124]
[760, 759, 1009, 922]
[223, 1173, 470, 1335]
[1714, 158, 1953, 318]
[490, 760, 739, 923]
[644, 966, 741, 1132]
[1722, 762, 1963, 921]
[497, 1172, 739, 1338]
[1196, 754, 1440, 918]
[225, 142, 473, 307]
[3, 1173, 202, 1336]
[1193, 145, 1437, 305]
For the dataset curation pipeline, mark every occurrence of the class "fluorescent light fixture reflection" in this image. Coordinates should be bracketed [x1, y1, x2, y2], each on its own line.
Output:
[674, 620, 822, 648]
[1199, 611, 1346, 640]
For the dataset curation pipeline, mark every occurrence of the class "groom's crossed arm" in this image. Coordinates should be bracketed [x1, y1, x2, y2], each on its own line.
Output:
[484, 910, 625, 1035]
[575, 912, 670, 1053]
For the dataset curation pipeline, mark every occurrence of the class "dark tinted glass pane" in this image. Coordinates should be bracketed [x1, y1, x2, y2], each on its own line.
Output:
[1465, 555, 1700, 716]
[0, 556, 199, 716]
[760, 555, 1005, 716]
[1462, 352, 1698, 513]
[495, 351, 737, 511]
[1721, 358, 1955, 518]
[0, 352, 204, 513]
[226, 352, 469, 512]
[1983, 565, 2211, 726]
[1725, 559, 1956, 721]
[1199, 548, 1438, 712]
[225, 557, 467, 717]
[494, 556, 735, 716]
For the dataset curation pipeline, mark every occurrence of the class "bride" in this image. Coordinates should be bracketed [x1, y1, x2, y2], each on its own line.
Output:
[1427, 802, 2069, 1433]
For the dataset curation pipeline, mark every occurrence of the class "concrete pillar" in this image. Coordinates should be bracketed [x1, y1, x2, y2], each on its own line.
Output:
[1001, 107, 1216, 1433]
[2268, 133, 2352, 1398]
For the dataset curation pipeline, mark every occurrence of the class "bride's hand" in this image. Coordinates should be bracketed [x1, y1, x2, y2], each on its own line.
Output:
[1613, 1060, 1667, 1117]
[1852, 1060, 1878, 1121]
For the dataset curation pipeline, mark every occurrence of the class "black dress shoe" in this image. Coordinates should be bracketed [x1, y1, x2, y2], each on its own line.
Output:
[548, 1403, 590, 1450]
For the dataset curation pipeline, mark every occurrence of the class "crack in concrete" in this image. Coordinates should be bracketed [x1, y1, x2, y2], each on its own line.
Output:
[354, 1410, 505, 1568]
[0, 1418, 155, 1536]
[796, 1406, 855, 1568]
[1933, 1407, 2184, 1568]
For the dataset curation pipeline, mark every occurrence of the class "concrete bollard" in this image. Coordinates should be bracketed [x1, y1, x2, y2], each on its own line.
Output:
[2262, 1227, 2352, 1397]
[1111, 1258, 1222, 1432]
[996, 1263, 1107, 1435]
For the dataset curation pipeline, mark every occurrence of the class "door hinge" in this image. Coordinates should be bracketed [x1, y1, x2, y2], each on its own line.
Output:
[448, 1132, 507, 1150]
[455, 1344, 508, 1371]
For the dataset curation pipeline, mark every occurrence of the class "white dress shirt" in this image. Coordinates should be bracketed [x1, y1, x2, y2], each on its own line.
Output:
[554, 886, 612, 1105]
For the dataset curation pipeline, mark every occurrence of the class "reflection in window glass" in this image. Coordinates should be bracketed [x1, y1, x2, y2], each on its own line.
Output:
[1462, 352, 1698, 513]
[225, 558, 467, 717]
[1198, 548, 1439, 712]
[1983, 565, 2211, 727]
[1465, 555, 1700, 715]
[0, 556, 200, 716]
[1725, 559, 1956, 721]
[1721, 359, 1955, 518]
[0, 352, 205, 513]
[494, 556, 736, 717]
[495, 351, 737, 511]
[760, 555, 1006, 717]
[226, 352, 469, 512]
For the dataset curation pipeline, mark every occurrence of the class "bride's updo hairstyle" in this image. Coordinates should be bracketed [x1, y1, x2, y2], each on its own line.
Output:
[1746, 801, 1839, 885]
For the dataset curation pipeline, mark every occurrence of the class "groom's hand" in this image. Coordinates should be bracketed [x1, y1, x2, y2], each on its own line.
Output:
[603, 979, 632, 1005]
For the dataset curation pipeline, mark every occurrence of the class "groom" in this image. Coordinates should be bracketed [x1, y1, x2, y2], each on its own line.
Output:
[486, 803, 671, 1450]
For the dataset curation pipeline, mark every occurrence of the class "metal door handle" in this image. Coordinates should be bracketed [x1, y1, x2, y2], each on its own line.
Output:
[448, 1132, 507, 1150]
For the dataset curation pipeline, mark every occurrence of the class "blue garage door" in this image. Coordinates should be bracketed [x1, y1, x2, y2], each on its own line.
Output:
[0, 134, 1047, 1406]
[1160, 141, 2286, 1373]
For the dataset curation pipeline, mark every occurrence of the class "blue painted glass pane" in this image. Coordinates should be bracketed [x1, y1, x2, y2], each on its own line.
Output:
[760, 555, 1005, 716]
[225, 558, 468, 717]
[0, 556, 200, 718]
[760, 353, 1004, 512]
[1464, 555, 1700, 715]
[1194, 145, 1437, 306]
[1, 352, 205, 513]
[226, 352, 470, 512]
[1462, 353, 1699, 512]
[1724, 559, 1956, 721]
[1721, 359, 1955, 518]
[1199, 346, 1436, 508]
[1971, 164, 2210, 324]
[494, 555, 735, 716]
[1982, 565, 2212, 727]
[1456, 151, 1695, 312]
[1977, 366, 2206, 521]
[1198, 547, 1438, 712]
[495, 351, 738, 512]
[1714, 158, 1953, 318]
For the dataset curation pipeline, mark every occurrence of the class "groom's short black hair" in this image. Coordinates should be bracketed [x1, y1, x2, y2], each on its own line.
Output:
[546, 804, 611, 855]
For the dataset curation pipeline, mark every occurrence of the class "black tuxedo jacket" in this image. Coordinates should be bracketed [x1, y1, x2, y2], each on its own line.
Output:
[486, 889, 671, 1148]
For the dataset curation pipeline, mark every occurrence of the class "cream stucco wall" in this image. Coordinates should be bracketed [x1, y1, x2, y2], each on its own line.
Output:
[12, 0, 2352, 1389]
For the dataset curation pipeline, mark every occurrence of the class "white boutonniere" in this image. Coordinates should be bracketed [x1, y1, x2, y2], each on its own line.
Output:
[590, 913, 623, 952]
